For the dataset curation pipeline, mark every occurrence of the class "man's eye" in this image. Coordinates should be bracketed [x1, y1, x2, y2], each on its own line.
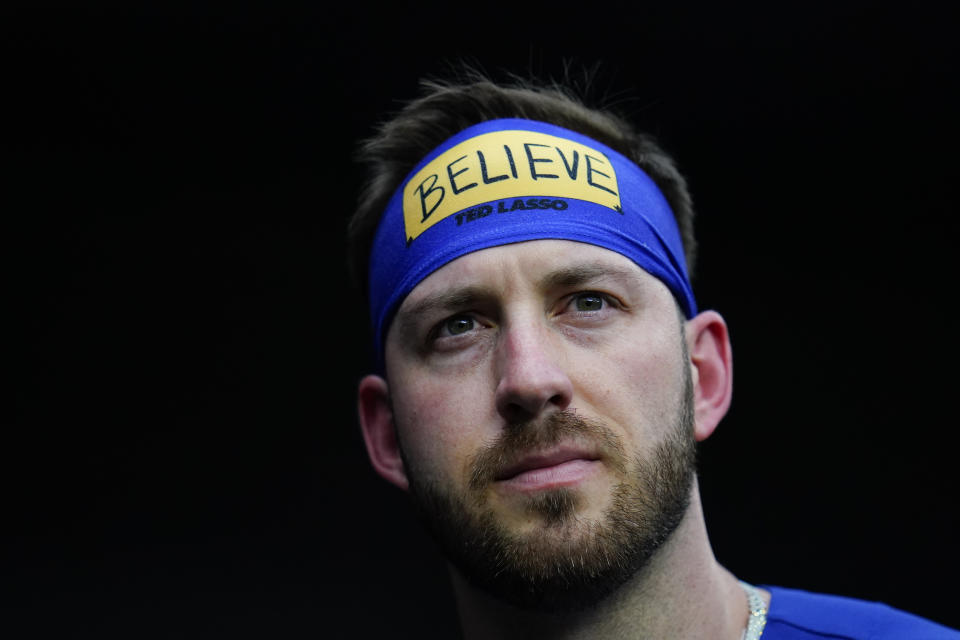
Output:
[573, 294, 605, 312]
[442, 315, 475, 336]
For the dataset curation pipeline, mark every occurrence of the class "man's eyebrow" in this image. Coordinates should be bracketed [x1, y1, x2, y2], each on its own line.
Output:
[397, 286, 493, 322]
[540, 262, 641, 290]
[396, 262, 640, 327]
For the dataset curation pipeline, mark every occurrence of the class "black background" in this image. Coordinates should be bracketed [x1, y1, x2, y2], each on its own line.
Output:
[5, 2, 958, 638]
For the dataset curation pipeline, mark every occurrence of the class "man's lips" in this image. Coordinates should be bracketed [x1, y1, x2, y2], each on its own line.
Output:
[494, 447, 601, 491]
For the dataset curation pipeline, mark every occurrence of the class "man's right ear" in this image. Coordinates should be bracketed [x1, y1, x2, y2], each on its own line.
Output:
[357, 374, 409, 491]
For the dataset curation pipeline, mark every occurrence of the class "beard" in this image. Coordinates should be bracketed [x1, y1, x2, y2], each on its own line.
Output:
[397, 364, 697, 613]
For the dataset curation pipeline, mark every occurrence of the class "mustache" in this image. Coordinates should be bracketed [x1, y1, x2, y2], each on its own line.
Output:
[468, 410, 627, 491]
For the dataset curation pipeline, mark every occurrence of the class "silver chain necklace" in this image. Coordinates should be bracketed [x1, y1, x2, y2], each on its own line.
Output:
[739, 581, 768, 640]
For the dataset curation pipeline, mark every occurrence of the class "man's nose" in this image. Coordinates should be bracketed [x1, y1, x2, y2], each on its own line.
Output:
[494, 320, 574, 423]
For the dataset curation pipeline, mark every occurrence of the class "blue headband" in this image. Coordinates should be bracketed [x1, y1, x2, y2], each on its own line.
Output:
[368, 118, 696, 359]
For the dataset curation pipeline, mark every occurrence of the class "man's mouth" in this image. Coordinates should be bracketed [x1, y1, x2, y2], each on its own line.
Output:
[494, 447, 601, 492]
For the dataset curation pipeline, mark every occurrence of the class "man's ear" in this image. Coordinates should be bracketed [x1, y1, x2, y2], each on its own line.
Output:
[684, 311, 733, 442]
[357, 374, 409, 490]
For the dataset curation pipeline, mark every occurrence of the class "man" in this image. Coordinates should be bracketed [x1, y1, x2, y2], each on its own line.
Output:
[349, 75, 958, 639]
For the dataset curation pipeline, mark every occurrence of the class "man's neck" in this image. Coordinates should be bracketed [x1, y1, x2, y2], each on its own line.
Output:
[450, 488, 757, 640]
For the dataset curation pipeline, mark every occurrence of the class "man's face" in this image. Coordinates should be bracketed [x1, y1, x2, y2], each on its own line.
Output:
[383, 240, 696, 610]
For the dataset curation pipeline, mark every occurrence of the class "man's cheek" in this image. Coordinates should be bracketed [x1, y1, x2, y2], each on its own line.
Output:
[396, 400, 476, 478]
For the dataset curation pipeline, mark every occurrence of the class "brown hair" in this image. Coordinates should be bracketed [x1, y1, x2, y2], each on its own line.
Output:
[348, 72, 697, 302]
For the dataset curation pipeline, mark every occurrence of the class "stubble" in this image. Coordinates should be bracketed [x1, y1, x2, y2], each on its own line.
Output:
[398, 366, 697, 612]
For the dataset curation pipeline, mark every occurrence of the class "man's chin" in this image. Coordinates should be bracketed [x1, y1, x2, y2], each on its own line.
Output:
[449, 480, 666, 612]
[485, 482, 621, 536]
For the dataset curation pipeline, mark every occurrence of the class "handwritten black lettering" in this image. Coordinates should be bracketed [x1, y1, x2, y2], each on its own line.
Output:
[556, 147, 579, 180]
[503, 145, 518, 179]
[447, 155, 477, 195]
[416, 174, 444, 222]
[585, 154, 618, 196]
[524, 143, 559, 180]
[477, 150, 508, 184]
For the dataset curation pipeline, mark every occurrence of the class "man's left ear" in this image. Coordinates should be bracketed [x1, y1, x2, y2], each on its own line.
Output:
[684, 310, 733, 442]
